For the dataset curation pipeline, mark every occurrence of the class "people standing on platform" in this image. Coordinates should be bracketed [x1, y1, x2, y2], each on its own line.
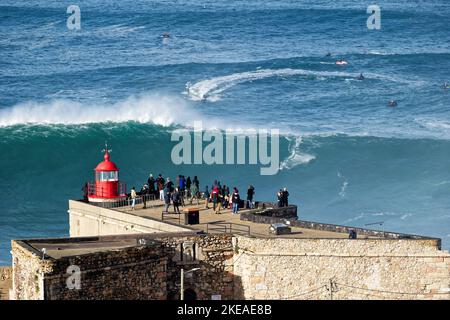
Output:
[189, 183, 199, 205]
[247, 185, 255, 209]
[193, 176, 199, 190]
[211, 185, 220, 212]
[82, 182, 89, 202]
[131, 187, 137, 210]
[232, 187, 240, 214]
[186, 176, 192, 197]
[204, 186, 210, 209]
[172, 188, 181, 213]
[157, 174, 165, 200]
[140, 183, 149, 209]
[179, 175, 186, 191]
[214, 193, 222, 214]
[163, 185, 171, 213]
[147, 174, 156, 197]
[222, 185, 229, 209]
[277, 189, 283, 207]
[165, 177, 174, 192]
[282, 187, 289, 207]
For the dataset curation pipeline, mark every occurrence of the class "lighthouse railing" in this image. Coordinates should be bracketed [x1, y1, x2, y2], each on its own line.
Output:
[87, 185, 162, 209]
[87, 182, 127, 198]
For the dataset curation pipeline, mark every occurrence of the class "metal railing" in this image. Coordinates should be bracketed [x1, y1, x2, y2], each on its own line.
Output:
[88, 193, 158, 209]
[206, 221, 250, 236]
[87, 182, 127, 198]
[161, 210, 181, 224]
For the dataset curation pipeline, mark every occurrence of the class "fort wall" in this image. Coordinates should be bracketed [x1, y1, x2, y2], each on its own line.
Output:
[233, 236, 450, 300]
[10, 234, 234, 300]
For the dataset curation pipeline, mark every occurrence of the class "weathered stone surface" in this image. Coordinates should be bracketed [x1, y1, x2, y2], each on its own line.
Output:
[232, 236, 450, 300]
[11, 234, 235, 300]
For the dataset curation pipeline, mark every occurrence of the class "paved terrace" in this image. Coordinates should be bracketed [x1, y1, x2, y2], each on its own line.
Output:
[113, 199, 361, 240]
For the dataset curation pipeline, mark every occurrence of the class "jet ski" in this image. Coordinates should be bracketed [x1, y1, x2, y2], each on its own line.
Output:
[335, 60, 348, 65]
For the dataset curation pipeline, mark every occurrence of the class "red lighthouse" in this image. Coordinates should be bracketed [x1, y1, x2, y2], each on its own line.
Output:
[88, 145, 126, 203]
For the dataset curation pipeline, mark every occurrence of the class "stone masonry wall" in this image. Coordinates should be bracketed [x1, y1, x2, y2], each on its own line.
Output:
[152, 234, 234, 300]
[11, 233, 450, 300]
[10, 241, 53, 300]
[232, 236, 450, 300]
[12, 240, 168, 300]
[0, 266, 12, 300]
[44, 245, 168, 300]
[11, 233, 234, 300]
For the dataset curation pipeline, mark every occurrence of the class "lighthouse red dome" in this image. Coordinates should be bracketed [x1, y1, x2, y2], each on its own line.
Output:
[95, 149, 119, 172]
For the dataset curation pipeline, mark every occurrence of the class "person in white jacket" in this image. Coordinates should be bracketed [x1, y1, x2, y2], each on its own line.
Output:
[130, 187, 137, 210]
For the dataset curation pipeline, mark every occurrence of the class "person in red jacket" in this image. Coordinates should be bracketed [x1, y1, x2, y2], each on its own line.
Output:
[211, 185, 220, 212]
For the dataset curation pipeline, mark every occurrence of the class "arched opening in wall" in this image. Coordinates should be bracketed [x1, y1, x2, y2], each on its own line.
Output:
[184, 288, 197, 300]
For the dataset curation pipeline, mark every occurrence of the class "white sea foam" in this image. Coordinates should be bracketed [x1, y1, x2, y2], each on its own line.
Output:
[186, 68, 424, 102]
[0, 95, 206, 127]
[279, 136, 315, 171]
[344, 211, 414, 224]
[187, 68, 351, 101]
[337, 171, 349, 197]
[416, 118, 450, 130]
[96, 24, 145, 36]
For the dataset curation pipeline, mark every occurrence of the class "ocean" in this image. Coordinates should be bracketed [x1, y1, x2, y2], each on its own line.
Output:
[0, 0, 449, 265]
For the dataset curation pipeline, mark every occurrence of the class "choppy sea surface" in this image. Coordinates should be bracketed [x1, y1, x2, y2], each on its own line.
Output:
[1, 0, 450, 264]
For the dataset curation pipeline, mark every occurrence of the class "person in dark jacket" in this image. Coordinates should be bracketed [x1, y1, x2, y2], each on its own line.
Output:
[186, 176, 192, 197]
[277, 189, 283, 207]
[222, 185, 229, 208]
[82, 182, 89, 202]
[193, 176, 199, 189]
[171, 188, 181, 213]
[163, 186, 171, 212]
[247, 185, 255, 209]
[140, 183, 149, 209]
[204, 186, 210, 209]
[282, 187, 289, 207]
[165, 177, 174, 193]
[232, 187, 240, 214]
[147, 174, 156, 196]
[211, 185, 220, 212]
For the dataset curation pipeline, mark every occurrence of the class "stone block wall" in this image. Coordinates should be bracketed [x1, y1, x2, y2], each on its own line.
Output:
[0, 266, 12, 300]
[11, 233, 235, 300]
[11, 240, 168, 300]
[10, 241, 52, 300]
[232, 236, 450, 300]
[250, 204, 297, 219]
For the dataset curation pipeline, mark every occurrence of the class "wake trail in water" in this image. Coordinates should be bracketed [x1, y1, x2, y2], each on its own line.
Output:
[186, 68, 424, 102]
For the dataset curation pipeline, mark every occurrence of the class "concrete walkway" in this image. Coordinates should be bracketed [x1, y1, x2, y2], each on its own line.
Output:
[117, 200, 352, 239]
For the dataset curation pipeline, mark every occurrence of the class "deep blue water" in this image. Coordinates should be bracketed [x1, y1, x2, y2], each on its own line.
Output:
[1, 0, 450, 264]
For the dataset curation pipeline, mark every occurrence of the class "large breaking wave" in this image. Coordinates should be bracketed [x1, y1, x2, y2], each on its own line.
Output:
[0, 95, 204, 127]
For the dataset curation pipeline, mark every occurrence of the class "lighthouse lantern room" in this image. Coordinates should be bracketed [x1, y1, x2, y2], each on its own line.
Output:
[88, 145, 126, 203]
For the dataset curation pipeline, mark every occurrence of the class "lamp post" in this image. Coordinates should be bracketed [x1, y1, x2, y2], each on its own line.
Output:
[180, 267, 200, 300]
